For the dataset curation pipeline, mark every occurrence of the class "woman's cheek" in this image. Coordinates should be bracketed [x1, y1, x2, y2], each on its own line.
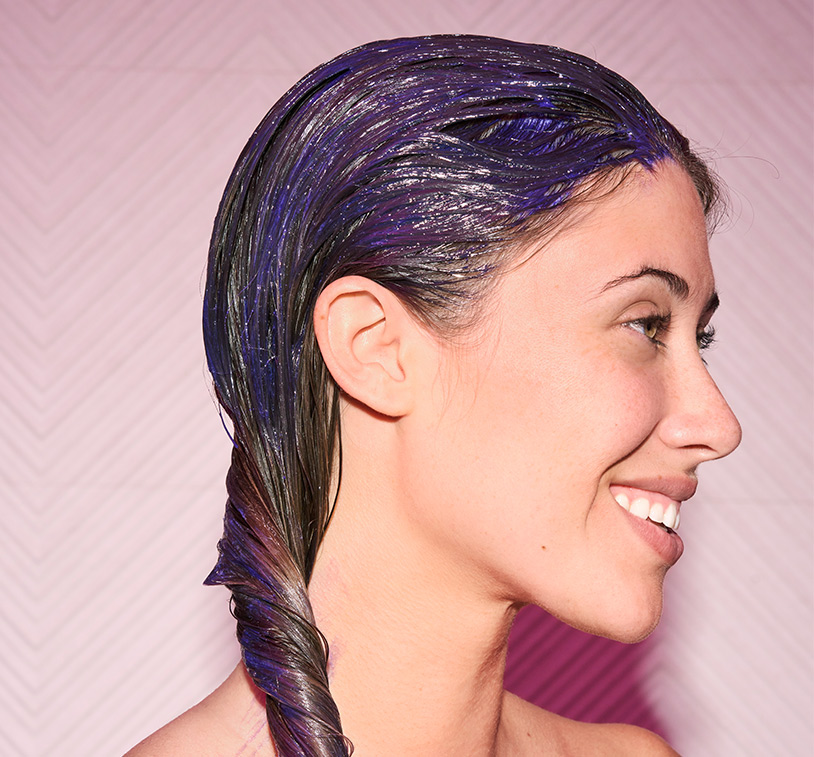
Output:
[612, 368, 666, 436]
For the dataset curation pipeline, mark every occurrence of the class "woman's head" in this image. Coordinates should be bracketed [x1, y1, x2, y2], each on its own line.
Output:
[201, 35, 727, 755]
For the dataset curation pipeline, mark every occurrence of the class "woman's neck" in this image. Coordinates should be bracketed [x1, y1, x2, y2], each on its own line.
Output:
[307, 454, 520, 756]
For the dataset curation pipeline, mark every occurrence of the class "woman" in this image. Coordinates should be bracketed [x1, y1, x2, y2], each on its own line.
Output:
[129, 35, 741, 755]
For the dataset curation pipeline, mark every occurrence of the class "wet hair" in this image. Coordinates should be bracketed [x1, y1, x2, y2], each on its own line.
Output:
[202, 34, 719, 756]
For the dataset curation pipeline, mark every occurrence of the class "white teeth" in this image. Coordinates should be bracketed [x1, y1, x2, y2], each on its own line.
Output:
[615, 492, 682, 532]
[613, 493, 630, 511]
[630, 497, 651, 519]
[649, 501, 665, 524]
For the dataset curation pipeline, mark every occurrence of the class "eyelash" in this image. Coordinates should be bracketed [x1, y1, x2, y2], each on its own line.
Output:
[697, 325, 717, 351]
[627, 314, 717, 352]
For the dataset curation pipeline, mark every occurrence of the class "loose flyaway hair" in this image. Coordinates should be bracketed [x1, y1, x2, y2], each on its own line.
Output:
[202, 34, 719, 756]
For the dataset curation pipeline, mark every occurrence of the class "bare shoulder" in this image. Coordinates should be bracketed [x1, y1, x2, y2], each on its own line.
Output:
[124, 665, 275, 757]
[589, 722, 680, 756]
[124, 705, 219, 757]
[501, 691, 679, 756]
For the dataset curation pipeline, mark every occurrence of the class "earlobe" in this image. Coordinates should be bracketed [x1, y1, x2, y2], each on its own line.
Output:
[313, 276, 419, 417]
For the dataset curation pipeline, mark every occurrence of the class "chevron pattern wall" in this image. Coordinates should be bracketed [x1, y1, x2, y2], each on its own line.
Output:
[1, 1, 811, 755]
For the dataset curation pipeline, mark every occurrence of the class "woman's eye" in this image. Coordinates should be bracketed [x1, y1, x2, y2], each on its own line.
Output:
[627, 315, 669, 345]
[642, 320, 660, 340]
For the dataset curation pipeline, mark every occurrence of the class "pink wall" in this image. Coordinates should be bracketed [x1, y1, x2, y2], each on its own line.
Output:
[1, 1, 811, 755]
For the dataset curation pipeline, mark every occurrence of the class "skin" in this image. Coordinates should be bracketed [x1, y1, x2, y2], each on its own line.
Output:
[127, 161, 740, 756]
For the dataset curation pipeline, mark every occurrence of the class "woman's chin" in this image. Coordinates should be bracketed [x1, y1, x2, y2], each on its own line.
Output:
[548, 587, 665, 644]
[600, 594, 664, 644]
[610, 615, 661, 644]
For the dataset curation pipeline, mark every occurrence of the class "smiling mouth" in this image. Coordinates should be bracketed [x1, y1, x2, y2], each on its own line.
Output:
[613, 491, 680, 533]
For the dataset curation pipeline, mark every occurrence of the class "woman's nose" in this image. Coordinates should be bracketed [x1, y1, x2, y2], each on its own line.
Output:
[658, 358, 742, 462]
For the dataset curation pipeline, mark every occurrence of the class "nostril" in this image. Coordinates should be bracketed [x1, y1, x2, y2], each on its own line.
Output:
[657, 399, 741, 459]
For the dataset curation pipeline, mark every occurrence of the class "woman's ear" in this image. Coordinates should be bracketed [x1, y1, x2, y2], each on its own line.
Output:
[313, 276, 424, 417]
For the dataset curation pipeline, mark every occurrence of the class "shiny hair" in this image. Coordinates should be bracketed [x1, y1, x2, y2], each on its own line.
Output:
[202, 34, 719, 756]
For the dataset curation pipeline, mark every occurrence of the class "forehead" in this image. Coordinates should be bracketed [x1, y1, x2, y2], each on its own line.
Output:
[509, 161, 714, 301]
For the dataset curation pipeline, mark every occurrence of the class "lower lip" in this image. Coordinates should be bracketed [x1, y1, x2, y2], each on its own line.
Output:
[619, 506, 684, 566]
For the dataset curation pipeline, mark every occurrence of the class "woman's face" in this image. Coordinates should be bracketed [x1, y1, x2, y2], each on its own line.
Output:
[397, 161, 742, 641]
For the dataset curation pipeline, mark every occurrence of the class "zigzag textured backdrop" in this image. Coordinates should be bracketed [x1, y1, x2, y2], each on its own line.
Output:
[1, 1, 811, 755]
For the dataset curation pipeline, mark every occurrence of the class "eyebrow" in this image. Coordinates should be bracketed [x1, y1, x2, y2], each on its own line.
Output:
[600, 266, 720, 315]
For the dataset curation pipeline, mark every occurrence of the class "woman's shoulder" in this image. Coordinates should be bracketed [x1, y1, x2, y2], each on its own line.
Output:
[124, 706, 218, 757]
[124, 665, 276, 757]
[501, 691, 680, 756]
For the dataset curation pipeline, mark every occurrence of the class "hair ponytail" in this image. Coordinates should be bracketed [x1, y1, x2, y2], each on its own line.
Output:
[205, 440, 348, 755]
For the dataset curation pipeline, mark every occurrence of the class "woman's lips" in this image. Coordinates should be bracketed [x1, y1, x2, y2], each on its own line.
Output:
[610, 484, 686, 566]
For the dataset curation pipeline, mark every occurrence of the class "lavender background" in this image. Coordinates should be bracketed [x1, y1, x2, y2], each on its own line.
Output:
[1, 1, 811, 755]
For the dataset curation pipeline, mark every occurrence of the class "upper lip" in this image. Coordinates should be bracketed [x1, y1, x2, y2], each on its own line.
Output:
[611, 476, 698, 503]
